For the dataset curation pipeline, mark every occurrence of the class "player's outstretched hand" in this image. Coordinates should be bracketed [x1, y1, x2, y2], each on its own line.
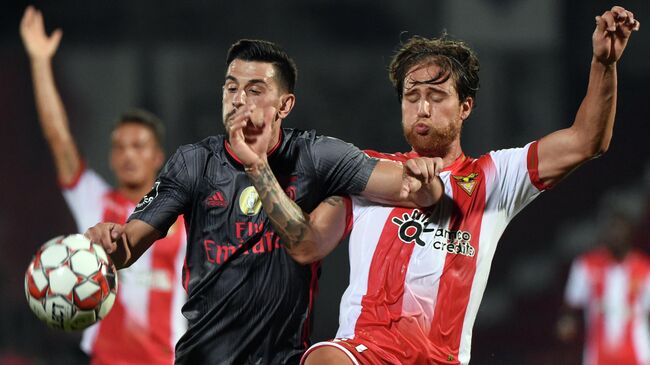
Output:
[84, 222, 125, 255]
[20, 6, 62, 60]
[226, 103, 276, 170]
[400, 156, 444, 203]
[593, 6, 640, 65]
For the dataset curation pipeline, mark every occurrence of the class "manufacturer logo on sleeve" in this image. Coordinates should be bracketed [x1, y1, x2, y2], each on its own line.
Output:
[239, 186, 262, 216]
[134, 181, 160, 213]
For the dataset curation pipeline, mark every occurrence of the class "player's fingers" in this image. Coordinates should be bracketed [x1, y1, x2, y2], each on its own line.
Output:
[249, 107, 265, 129]
[600, 11, 617, 32]
[404, 159, 422, 178]
[432, 157, 444, 176]
[416, 158, 434, 185]
[400, 181, 410, 200]
[109, 223, 125, 240]
[611, 6, 627, 20]
[85, 224, 116, 254]
[624, 10, 635, 26]
[51, 29, 63, 48]
[20, 6, 34, 28]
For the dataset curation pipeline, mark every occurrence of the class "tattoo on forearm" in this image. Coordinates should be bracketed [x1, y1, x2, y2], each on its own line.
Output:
[246, 162, 310, 250]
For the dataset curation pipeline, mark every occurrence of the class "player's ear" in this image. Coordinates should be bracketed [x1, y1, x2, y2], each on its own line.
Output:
[460, 97, 473, 121]
[277, 93, 295, 119]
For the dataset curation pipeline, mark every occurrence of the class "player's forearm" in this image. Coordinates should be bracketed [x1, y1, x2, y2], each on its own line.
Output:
[363, 160, 443, 208]
[245, 161, 321, 264]
[571, 59, 617, 158]
[30, 57, 82, 182]
[111, 220, 161, 269]
[30, 58, 73, 144]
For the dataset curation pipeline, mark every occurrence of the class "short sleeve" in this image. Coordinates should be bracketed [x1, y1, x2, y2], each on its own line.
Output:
[564, 259, 590, 308]
[62, 169, 111, 233]
[310, 136, 378, 196]
[128, 147, 193, 236]
[489, 141, 544, 220]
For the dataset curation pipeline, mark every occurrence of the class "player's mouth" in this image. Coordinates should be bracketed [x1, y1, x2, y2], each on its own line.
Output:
[414, 122, 430, 135]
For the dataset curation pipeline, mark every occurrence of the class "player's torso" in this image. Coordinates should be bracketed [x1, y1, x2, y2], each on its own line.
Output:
[177, 135, 324, 364]
[338, 157, 509, 364]
[581, 251, 650, 365]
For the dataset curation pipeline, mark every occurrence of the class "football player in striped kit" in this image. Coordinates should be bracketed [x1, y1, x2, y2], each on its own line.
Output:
[21, 7, 187, 365]
[559, 212, 650, 365]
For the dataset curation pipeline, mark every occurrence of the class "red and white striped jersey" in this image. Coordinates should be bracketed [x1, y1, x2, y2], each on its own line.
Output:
[565, 248, 650, 365]
[62, 168, 187, 365]
[335, 142, 545, 365]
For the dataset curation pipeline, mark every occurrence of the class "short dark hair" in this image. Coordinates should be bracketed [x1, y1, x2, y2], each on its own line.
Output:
[226, 39, 298, 93]
[114, 108, 165, 148]
[389, 35, 480, 103]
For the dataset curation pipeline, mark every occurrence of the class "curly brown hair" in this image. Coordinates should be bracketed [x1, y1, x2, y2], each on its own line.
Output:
[389, 35, 480, 103]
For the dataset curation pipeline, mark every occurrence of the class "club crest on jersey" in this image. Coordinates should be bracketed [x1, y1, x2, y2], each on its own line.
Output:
[452, 172, 479, 196]
[134, 181, 160, 213]
[239, 186, 262, 216]
[391, 210, 434, 246]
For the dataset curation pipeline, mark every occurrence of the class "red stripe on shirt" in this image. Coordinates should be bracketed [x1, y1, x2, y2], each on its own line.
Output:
[427, 158, 487, 363]
[354, 208, 417, 357]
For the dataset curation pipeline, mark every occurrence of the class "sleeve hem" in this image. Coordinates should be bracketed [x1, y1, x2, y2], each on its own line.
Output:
[59, 160, 87, 190]
[527, 141, 551, 191]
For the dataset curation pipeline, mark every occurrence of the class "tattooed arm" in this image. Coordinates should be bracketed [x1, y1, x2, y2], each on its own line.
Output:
[246, 162, 349, 264]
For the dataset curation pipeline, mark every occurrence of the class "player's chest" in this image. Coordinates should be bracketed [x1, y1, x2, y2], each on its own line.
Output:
[195, 168, 317, 239]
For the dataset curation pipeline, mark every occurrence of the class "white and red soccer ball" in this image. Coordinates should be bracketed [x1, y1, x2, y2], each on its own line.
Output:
[24, 234, 118, 331]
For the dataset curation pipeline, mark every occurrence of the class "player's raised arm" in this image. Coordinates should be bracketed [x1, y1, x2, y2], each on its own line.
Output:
[536, 6, 639, 187]
[20, 6, 82, 186]
[84, 219, 162, 269]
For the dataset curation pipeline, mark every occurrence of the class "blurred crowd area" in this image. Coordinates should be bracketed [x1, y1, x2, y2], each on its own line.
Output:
[0, 0, 648, 363]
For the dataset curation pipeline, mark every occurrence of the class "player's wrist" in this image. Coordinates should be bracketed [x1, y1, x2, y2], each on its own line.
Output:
[30, 55, 53, 66]
[243, 158, 268, 175]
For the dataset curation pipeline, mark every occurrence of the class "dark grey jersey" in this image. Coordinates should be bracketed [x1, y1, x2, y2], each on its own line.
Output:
[129, 128, 377, 364]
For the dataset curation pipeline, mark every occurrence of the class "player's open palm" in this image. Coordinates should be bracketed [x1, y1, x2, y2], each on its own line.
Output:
[593, 6, 640, 65]
[20, 6, 62, 60]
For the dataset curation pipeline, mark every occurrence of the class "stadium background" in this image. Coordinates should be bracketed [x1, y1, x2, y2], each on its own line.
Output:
[0, 0, 648, 363]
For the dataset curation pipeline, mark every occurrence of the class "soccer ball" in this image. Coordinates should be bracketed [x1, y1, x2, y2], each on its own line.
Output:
[24, 234, 118, 331]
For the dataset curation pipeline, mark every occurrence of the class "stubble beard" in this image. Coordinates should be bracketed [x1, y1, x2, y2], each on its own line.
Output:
[404, 121, 461, 158]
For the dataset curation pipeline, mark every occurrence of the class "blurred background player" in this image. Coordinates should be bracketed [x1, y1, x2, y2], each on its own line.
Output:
[558, 211, 650, 365]
[20, 6, 187, 365]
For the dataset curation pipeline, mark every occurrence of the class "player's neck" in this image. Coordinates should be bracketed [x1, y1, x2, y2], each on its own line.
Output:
[413, 141, 464, 168]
